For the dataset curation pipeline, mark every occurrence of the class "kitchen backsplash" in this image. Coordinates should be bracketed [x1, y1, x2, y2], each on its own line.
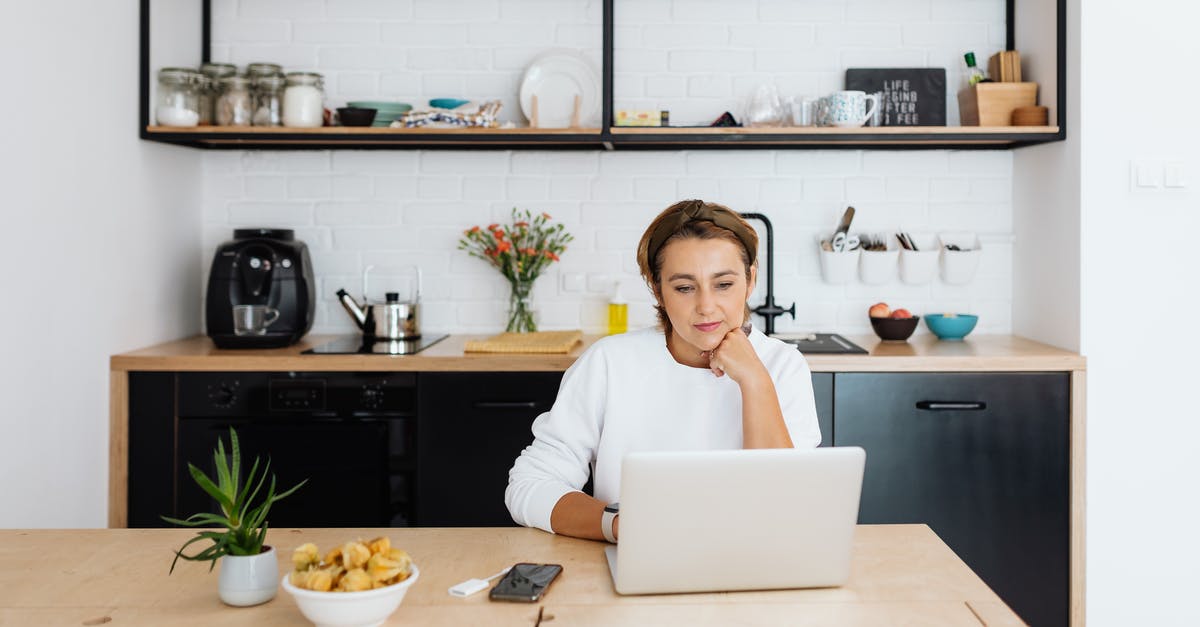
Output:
[202, 149, 1014, 336]
[205, 0, 1012, 336]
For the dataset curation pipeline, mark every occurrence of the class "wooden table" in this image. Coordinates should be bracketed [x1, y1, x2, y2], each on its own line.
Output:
[0, 525, 1024, 626]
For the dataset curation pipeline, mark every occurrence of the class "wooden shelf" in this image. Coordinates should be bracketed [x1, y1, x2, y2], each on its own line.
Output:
[144, 125, 1062, 150]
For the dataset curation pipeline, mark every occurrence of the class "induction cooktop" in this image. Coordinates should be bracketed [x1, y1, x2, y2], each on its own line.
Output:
[303, 334, 449, 355]
[772, 333, 867, 355]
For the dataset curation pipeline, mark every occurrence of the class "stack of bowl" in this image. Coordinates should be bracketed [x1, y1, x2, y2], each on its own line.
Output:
[348, 101, 412, 127]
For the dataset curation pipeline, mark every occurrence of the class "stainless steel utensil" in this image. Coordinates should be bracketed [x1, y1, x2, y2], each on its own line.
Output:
[336, 265, 422, 340]
[831, 206, 856, 252]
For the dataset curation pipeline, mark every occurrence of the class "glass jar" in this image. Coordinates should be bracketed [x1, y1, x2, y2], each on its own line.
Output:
[246, 62, 283, 82]
[216, 75, 253, 126]
[283, 71, 325, 128]
[199, 62, 237, 125]
[252, 73, 285, 127]
[155, 67, 201, 127]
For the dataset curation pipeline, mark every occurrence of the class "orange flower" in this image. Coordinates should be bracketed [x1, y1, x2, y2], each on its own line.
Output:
[470, 225, 481, 233]
[521, 248, 536, 255]
[544, 250, 560, 261]
[515, 221, 529, 228]
[496, 241, 512, 254]
[492, 230, 505, 241]
[485, 248, 497, 257]
[541, 212, 552, 220]
[487, 224, 499, 231]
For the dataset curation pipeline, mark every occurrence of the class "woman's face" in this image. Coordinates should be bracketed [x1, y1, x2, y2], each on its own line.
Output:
[657, 237, 756, 362]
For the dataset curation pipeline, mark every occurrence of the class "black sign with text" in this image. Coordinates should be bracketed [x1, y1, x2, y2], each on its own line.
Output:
[845, 68, 946, 126]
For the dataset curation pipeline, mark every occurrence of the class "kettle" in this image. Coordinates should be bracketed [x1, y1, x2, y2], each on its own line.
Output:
[337, 265, 422, 340]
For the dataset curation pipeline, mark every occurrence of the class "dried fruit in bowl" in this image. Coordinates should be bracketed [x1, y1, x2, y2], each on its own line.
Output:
[289, 536, 414, 592]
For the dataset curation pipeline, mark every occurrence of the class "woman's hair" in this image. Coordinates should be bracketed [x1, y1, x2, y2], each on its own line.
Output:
[636, 199, 758, 335]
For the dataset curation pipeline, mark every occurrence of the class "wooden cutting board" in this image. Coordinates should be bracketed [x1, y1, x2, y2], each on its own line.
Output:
[464, 330, 583, 354]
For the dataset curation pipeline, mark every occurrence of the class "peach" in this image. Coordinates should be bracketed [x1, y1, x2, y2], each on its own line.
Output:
[889, 308, 913, 319]
[868, 302, 891, 318]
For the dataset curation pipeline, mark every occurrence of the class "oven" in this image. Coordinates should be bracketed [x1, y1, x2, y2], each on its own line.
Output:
[129, 372, 416, 528]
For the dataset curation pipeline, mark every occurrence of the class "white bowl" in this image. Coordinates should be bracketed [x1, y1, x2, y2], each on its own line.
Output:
[281, 564, 420, 627]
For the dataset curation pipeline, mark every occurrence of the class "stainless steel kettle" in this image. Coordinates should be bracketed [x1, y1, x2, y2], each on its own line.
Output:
[336, 265, 422, 340]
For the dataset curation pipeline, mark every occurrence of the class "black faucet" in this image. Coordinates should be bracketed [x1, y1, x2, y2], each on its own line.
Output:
[739, 212, 795, 335]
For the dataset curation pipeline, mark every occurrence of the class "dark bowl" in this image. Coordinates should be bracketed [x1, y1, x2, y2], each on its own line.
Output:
[870, 315, 920, 342]
[337, 107, 377, 127]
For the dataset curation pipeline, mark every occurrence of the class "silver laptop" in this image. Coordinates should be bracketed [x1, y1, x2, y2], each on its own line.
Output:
[605, 446, 865, 595]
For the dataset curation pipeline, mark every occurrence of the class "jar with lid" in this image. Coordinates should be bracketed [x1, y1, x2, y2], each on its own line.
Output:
[283, 72, 325, 128]
[246, 62, 283, 82]
[252, 73, 285, 126]
[199, 62, 236, 125]
[216, 75, 253, 126]
[155, 68, 202, 127]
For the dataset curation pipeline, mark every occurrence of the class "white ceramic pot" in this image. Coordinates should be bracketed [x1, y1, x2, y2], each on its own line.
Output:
[218, 545, 278, 607]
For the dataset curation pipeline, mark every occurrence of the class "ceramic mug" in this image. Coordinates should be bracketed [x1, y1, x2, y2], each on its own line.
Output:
[820, 90, 880, 128]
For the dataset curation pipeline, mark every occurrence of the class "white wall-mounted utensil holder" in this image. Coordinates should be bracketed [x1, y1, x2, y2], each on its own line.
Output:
[858, 234, 899, 285]
[818, 245, 860, 284]
[938, 232, 982, 285]
[898, 233, 939, 285]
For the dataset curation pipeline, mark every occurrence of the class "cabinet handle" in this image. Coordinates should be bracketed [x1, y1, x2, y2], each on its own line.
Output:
[473, 401, 539, 409]
[916, 401, 987, 411]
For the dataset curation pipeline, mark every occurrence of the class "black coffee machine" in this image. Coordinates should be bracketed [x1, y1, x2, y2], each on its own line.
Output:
[206, 228, 315, 348]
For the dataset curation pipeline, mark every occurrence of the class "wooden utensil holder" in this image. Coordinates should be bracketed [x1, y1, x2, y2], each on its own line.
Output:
[958, 82, 1038, 126]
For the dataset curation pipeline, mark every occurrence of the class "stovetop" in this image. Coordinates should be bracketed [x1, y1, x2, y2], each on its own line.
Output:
[772, 333, 867, 355]
[303, 334, 449, 355]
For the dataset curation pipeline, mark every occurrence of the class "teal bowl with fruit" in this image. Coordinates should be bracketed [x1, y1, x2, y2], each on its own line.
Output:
[924, 313, 979, 340]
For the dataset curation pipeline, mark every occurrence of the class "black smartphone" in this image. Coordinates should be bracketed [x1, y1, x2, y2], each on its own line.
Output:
[488, 563, 564, 603]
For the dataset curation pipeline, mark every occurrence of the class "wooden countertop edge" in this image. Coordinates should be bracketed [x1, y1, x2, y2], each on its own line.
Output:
[109, 333, 1086, 373]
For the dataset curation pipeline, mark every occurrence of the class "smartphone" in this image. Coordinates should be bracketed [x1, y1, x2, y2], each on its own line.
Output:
[488, 563, 563, 603]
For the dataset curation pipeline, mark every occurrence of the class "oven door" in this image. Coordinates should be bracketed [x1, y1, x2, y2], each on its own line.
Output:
[177, 417, 390, 527]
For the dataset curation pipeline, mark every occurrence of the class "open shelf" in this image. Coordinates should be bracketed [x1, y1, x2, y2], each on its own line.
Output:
[143, 125, 606, 149]
[141, 0, 1065, 151]
[145, 124, 1060, 150]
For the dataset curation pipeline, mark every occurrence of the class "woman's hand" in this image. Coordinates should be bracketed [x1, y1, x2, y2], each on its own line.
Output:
[707, 325, 769, 385]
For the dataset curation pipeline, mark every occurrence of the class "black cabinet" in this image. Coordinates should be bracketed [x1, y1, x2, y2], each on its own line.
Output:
[812, 373, 833, 448]
[416, 372, 563, 527]
[833, 372, 1069, 627]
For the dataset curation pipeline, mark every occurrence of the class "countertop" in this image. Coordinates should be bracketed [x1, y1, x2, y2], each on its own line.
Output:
[110, 332, 1085, 373]
[0, 525, 1024, 626]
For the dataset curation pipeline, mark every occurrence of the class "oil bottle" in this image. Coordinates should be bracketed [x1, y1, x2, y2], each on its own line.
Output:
[607, 281, 628, 335]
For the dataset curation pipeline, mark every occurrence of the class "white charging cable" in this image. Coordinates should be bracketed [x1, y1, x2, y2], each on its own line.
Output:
[447, 566, 512, 598]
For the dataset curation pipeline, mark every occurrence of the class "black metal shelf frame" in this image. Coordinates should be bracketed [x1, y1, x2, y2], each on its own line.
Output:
[139, 0, 1066, 151]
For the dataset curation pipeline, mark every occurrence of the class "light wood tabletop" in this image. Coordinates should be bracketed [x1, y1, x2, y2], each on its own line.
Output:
[0, 525, 1024, 626]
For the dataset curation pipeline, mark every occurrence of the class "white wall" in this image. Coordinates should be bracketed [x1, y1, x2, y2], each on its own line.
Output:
[0, 2, 202, 527]
[1078, 0, 1200, 624]
[205, 0, 1016, 338]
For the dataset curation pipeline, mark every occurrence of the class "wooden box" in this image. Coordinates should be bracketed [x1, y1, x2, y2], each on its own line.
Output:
[957, 82, 1038, 126]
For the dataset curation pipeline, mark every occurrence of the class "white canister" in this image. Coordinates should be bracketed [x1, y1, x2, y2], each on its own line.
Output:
[283, 72, 325, 128]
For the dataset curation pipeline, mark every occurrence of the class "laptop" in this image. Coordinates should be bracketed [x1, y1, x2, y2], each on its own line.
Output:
[605, 446, 865, 595]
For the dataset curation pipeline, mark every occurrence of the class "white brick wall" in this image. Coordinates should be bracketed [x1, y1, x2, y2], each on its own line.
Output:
[202, 149, 1014, 337]
[204, 0, 1014, 339]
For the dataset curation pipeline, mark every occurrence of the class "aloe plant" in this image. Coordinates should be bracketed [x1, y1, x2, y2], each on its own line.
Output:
[162, 428, 307, 573]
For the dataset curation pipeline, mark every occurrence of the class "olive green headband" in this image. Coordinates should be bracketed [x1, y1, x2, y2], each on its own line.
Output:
[645, 200, 757, 266]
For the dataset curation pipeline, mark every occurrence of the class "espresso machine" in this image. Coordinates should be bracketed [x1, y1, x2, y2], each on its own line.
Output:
[205, 228, 315, 348]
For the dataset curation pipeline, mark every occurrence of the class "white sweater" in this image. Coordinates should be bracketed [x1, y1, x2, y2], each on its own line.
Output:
[504, 325, 822, 533]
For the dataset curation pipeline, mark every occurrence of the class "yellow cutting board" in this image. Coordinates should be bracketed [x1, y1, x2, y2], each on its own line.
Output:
[464, 330, 583, 354]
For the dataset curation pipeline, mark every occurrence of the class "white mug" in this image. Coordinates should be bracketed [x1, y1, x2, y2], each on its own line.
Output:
[820, 90, 880, 128]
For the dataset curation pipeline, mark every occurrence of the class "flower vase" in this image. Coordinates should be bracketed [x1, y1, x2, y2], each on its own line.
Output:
[506, 280, 537, 332]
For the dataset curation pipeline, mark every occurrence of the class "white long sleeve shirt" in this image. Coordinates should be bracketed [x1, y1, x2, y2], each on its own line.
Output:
[504, 325, 822, 533]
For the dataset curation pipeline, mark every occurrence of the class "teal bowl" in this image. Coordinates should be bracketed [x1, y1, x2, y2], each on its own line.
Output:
[348, 101, 412, 113]
[924, 314, 979, 340]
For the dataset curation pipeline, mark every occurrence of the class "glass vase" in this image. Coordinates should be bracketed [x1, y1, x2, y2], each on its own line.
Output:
[506, 280, 537, 333]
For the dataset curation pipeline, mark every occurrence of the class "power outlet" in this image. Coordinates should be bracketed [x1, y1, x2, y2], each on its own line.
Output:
[1164, 162, 1188, 189]
[1132, 160, 1162, 189]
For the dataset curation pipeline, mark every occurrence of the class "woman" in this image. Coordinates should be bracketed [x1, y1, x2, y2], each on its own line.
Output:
[505, 199, 821, 542]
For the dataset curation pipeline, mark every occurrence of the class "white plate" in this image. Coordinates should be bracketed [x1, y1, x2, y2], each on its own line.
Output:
[518, 50, 600, 129]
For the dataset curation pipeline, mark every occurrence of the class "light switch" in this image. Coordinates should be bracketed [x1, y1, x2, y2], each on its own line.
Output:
[561, 273, 584, 292]
[1134, 161, 1162, 188]
[1165, 162, 1188, 188]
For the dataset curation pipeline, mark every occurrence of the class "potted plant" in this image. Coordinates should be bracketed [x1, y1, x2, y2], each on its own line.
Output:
[162, 428, 306, 606]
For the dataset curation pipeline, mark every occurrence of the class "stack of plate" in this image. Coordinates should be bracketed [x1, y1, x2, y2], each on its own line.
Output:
[347, 101, 412, 128]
